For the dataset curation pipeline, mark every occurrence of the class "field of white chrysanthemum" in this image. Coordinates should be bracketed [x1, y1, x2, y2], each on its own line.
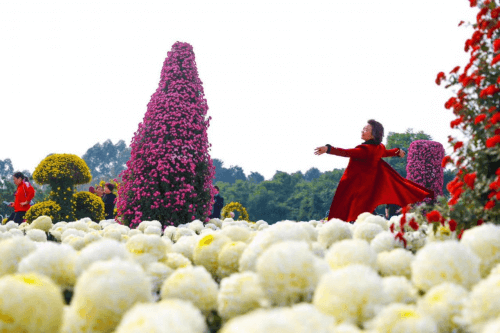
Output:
[1, 214, 500, 332]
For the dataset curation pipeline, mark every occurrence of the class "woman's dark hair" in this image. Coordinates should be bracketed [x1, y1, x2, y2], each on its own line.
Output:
[214, 186, 220, 191]
[13, 171, 25, 180]
[368, 119, 384, 145]
[105, 183, 115, 192]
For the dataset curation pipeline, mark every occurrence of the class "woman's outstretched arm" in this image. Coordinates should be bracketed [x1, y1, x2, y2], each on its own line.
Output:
[315, 145, 370, 159]
[383, 147, 405, 158]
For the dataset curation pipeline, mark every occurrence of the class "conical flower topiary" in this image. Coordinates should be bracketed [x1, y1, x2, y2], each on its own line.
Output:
[118, 42, 215, 228]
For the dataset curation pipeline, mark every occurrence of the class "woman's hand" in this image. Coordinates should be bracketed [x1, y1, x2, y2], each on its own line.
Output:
[399, 149, 406, 158]
[315, 146, 328, 155]
[20, 201, 28, 206]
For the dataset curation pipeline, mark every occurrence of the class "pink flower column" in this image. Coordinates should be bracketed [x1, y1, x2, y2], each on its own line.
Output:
[118, 42, 215, 228]
[406, 140, 445, 204]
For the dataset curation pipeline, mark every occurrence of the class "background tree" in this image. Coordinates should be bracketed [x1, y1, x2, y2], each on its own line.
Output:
[304, 167, 321, 182]
[248, 171, 265, 183]
[0, 159, 14, 180]
[118, 42, 214, 228]
[82, 139, 131, 184]
[213, 158, 247, 183]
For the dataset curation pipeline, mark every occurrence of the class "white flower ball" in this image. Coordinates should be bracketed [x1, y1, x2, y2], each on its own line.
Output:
[128, 229, 142, 237]
[239, 221, 313, 272]
[18, 242, 77, 289]
[256, 241, 321, 306]
[217, 241, 247, 279]
[5, 220, 18, 230]
[362, 215, 390, 230]
[83, 231, 102, 245]
[313, 264, 386, 325]
[220, 225, 252, 243]
[126, 234, 169, 263]
[417, 282, 468, 333]
[218, 271, 267, 320]
[66, 219, 90, 232]
[171, 235, 196, 261]
[114, 298, 207, 333]
[325, 239, 377, 270]
[29, 215, 53, 232]
[61, 228, 85, 242]
[26, 229, 47, 242]
[311, 241, 325, 258]
[411, 240, 480, 292]
[146, 262, 173, 295]
[317, 218, 352, 249]
[74, 239, 129, 276]
[461, 273, 500, 333]
[137, 220, 162, 232]
[187, 220, 205, 234]
[377, 248, 414, 279]
[160, 265, 218, 313]
[371, 231, 404, 253]
[66, 258, 152, 333]
[144, 225, 162, 236]
[482, 318, 500, 333]
[219, 303, 336, 333]
[173, 227, 196, 242]
[353, 222, 384, 242]
[164, 252, 192, 269]
[460, 223, 500, 277]
[365, 303, 438, 333]
[62, 234, 86, 250]
[193, 232, 231, 276]
[382, 276, 417, 304]
[162, 226, 176, 240]
[0, 273, 64, 332]
[9, 228, 23, 237]
[0, 237, 36, 276]
[354, 212, 373, 223]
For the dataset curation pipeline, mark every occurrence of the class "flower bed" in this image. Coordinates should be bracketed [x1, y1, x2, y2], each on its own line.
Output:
[1, 214, 500, 332]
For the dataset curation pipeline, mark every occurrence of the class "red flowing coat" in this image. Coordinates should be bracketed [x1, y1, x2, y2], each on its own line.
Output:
[327, 141, 434, 222]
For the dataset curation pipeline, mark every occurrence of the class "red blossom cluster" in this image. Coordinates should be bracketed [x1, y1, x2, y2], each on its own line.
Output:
[117, 42, 215, 228]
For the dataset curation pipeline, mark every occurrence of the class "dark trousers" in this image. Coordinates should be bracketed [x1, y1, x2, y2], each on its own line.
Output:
[7, 211, 26, 224]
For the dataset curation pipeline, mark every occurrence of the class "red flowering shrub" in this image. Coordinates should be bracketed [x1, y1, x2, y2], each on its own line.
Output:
[117, 42, 215, 228]
[434, 0, 500, 230]
[406, 140, 445, 204]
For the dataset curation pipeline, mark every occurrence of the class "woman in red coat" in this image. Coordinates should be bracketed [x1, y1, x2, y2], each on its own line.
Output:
[6, 172, 35, 224]
[315, 119, 433, 222]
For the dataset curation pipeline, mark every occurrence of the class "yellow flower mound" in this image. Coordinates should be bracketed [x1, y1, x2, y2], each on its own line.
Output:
[193, 232, 231, 276]
[365, 303, 438, 332]
[221, 202, 250, 221]
[33, 153, 92, 185]
[25, 201, 61, 223]
[73, 191, 105, 222]
[0, 273, 64, 333]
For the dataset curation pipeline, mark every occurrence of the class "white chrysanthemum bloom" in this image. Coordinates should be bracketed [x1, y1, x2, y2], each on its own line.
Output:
[144, 225, 162, 236]
[171, 234, 196, 261]
[460, 223, 500, 278]
[137, 220, 162, 233]
[62, 234, 86, 250]
[239, 221, 313, 272]
[311, 242, 325, 258]
[53, 221, 68, 229]
[9, 228, 23, 237]
[204, 223, 219, 231]
[220, 225, 252, 243]
[128, 229, 142, 237]
[49, 229, 63, 242]
[325, 239, 377, 270]
[83, 231, 102, 245]
[258, 223, 269, 231]
[18, 242, 77, 289]
[482, 318, 500, 333]
[317, 219, 352, 249]
[362, 215, 390, 230]
[64, 258, 152, 333]
[377, 248, 414, 279]
[99, 218, 118, 229]
[0, 237, 36, 276]
[26, 229, 47, 242]
[371, 231, 403, 253]
[353, 222, 384, 242]
[187, 220, 204, 234]
[334, 323, 363, 333]
[411, 240, 480, 292]
[193, 232, 231, 276]
[0, 232, 11, 242]
[162, 226, 176, 240]
[114, 298, 207, 333]
[160, 265, 218, 313]
[164, 252, 192, 269]
[417, 282, 467, 333]
[0, 225, 7, 232]
[29, 215, 53, 232]
[217, 271, 268, 320]
[217, 241, 247, 279]
[0, 273, 64, 333]
[146, 262, 173, 296]
[173, 227, 196, 242]
[5, 220, 18, 230]
[126, 234, 169, 263]
[297, 221, 318, 241]
[61, 228, 85, 242]
[66, 219, 90, 232]
[19, 222, 31, 231]
[365, 303, 438, 333]
[488, 262, 500, 277]
[87, 221, 100, 230]
[207, 218, 222, 228]
[355, 212, 373, 223]
[313, 264, 386, 325]
[219, 303, 336, 333]
[406, 230, 428, 252]
[460, 273, 500, 333]
[256, 241, 323, 306]
[74, 239, 130, 276]
[382, 276, 417, 304]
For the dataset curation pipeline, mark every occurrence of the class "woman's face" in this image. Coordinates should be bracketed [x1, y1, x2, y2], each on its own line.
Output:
[13, 176, 22, 186]
[361, 124, 374, 141]
[104, 186, 111, 194]
[96, 186, 104, 196]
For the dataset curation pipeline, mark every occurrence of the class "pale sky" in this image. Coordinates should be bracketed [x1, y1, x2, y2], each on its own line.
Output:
[1, 0, 476, 180]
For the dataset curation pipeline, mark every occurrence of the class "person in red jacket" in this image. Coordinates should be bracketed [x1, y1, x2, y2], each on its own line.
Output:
[6, 172, 35, 224]
[315, 119, 433, 222]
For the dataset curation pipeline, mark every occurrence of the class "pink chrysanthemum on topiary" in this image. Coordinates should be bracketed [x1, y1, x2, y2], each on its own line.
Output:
[407, 140, 445, 204]
[118, 42, 215, 228]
